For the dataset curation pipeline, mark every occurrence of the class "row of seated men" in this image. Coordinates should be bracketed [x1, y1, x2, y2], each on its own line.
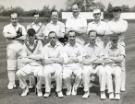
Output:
[2, 4, 127, 100]
[15, 28, 125, 100]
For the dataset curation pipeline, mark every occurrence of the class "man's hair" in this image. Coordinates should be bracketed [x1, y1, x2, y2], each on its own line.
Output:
[33, 10, 39, 16]
[27, 28, 36, 37]
[51, 9, 59, 15]
[68, 30, 76, 36]
[112, 6, 122, 12]
[72, 2, 79, 8]
[88, 30, 97, 36]
[48, 31, 57, 37]
[10, 12, 18, 18]
[110, 35, 119, 42]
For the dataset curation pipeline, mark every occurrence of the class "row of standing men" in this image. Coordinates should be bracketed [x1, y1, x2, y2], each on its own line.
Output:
[3, 4, 128, 100]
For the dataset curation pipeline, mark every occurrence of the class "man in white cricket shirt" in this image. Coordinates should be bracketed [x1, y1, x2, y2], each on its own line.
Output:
[62, 31, 83, 96]
[44, 10, 65, 44]
[87, 8, 110, 48]
[27, 11, 45, 41]
[27, 11, 45, 88]
[65, 3, 87, 45]
[82, 30, 107, 99]
[42, 31, 64, 98]
[108, 7, 128, 92]
[3, 12, 27, 89]
[16, 28, 43, 97]
[105, 35, 125, 100]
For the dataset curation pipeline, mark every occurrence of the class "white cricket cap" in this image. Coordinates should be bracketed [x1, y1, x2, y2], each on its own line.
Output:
[93, 9, 101, 14]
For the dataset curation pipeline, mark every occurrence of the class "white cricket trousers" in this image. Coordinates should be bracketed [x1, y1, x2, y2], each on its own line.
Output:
[63, 64, 82, 91]
[82, 65, 106, 92]
[44, 64, 63, 93]
[7, 41, 23, 85]
[121, 56, 126, 91]
[106, 65, 121, 94]
[16, 64, 43, 89]
[119, 41, 126, 91]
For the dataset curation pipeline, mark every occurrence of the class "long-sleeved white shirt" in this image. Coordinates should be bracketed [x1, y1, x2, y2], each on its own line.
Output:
[82, 43, 102, 65]
[66, 15, 87, 44]
[42, 42, 63, 65]
[66, 15, 87, 33]
[87, 20, 111, 47]
[44, 21, 65, 38]
[87, 20, 110, 35]
[62, 43, 83, 67]
[3, 23, 27, 42]
[107, 45, 125, 66]
[107, 19, 128, 43]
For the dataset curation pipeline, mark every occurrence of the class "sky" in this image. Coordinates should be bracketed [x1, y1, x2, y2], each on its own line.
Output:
[0, 0, 135, 10]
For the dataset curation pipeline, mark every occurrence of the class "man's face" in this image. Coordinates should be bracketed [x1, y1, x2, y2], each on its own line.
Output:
[72, 4, 79, 17]
[51, 12, 58, 23]
[93, 13, 101, 21]
[68, 31, 76, 45]
[33, 14, 39, 24]
[110, 37, 118, 48]
[102, 35, 109, 44]
[28, 35, 36, 44]
[113, 12, 121, 20]
[11, 13, 18, 26]
[89, 31, 97, 44]
[49, 32, 57, 47]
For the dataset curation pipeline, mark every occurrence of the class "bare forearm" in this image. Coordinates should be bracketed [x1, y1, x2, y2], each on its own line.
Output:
[110, 56, 123, 62]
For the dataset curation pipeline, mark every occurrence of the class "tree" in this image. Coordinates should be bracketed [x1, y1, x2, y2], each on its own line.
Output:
[51, 5, 56, 11]
[107, 3, 113, 12]
[12, 7, 24, 16]
[0, 5, 4, 13]
[65, 0, 74, 10]
[121, 5, 130, 12]
[95, 2, 105, 11]
[65, 0, 95, 11]
[105, 3, 113, 20]
[130, 5, 135, 12]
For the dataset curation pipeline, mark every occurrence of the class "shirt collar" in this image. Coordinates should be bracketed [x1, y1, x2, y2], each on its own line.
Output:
[87, 42, 98, 47]
[26, 39, 38, 45]
[31, 22, 42, 26]
[92, 19, 102, 24]
[50, 21, 59, 25]
[71, 14, 81, 19]
[10, 23, 20, 27]
[48, 41, 61, 48]
[66, 43, 78, 48]
[110, 45, 118, 49]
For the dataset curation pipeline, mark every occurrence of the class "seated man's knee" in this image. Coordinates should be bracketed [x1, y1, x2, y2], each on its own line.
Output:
[63, 73, 71, 80]
[16, 70, 24, 77]
[115, 67, 121, 76]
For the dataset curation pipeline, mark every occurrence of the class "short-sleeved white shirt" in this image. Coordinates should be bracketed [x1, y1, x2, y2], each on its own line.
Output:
[108, 19, 128, 43]
[3, 23, 27, 42]
[44, 21, 65, 37]
[66, 15, 87, 32]
[87, 20, 110, 35]
[87, 20, 110, 47]
[66, 15, 87, 44]
[27, 22, 45, 39]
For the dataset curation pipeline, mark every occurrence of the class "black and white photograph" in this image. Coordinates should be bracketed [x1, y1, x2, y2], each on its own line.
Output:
[0, 0, 135, 104]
